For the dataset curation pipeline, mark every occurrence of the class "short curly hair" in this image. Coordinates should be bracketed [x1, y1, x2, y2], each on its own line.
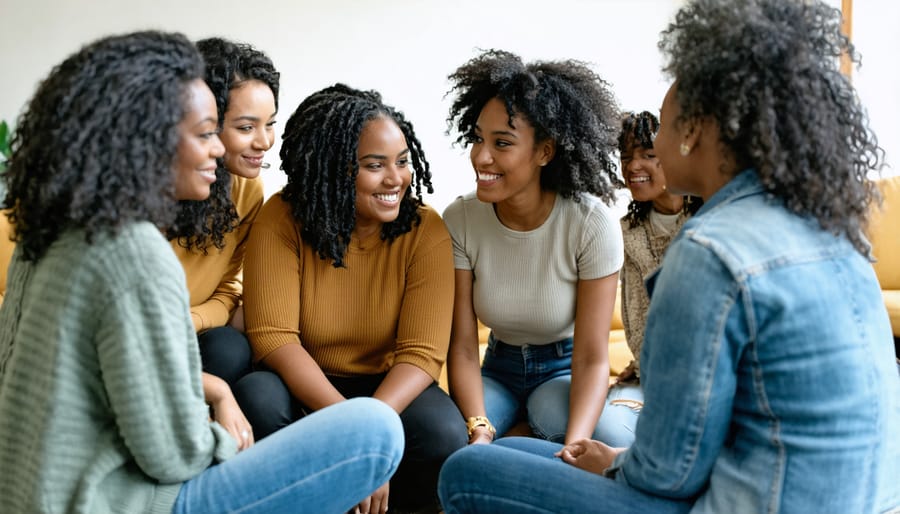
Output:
[167, 38, 280, 252]
[620, 111, 702, 228]
[2, 31, 204, 262]
[659, 0, 883, 254]
[280, 84, 433, 267]
[446, 49, 623, 205]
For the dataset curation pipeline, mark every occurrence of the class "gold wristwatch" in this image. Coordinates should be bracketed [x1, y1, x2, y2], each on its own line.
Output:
[466, 416, 496, 438]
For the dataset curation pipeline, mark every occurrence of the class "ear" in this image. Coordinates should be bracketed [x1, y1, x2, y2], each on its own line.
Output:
[680, 117, 702, 155]
[537, 138, 556, 167]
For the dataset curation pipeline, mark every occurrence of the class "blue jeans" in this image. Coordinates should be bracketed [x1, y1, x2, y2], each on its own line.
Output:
[438, 437, 692, 514]
[173, 397, 403, 514]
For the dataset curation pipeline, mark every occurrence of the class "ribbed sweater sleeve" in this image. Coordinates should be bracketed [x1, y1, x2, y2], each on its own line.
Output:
[244, 195, 454, 381]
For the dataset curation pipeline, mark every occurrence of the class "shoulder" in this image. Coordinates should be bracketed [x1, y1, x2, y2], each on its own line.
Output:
[442, 192, 481, 220]
[231, 175, 265, 220]
[256, 192, 295, 225]
[411, 204, 451, 244]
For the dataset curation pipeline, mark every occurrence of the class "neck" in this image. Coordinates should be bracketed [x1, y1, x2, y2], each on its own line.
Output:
[495, 190, 557, 231]
[652, 193, 684, 215]
[352, 222, 381, 242]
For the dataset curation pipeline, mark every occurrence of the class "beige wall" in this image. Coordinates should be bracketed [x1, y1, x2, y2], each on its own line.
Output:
[0, 0, 896, 212]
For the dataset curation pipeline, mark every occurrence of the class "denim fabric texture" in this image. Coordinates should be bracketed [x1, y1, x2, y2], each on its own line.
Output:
[438, 170, 900, 514]
[174, 397, 403, 514]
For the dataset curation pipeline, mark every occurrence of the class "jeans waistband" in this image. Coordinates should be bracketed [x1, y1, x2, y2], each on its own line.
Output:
[487, 332, 574, 357]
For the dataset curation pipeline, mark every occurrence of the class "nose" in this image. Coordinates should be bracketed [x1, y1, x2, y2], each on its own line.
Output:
[470, 142, 491, 167]
[211, 133, 225, 158]
[383, 164, 402, 186]
[253, 128, 273, 150]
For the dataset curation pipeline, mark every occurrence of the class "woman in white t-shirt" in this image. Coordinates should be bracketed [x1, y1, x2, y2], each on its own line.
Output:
[443, 49, 625, 446]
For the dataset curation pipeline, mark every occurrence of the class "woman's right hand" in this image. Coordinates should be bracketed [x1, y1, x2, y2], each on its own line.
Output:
[468, 425, 494, 445]
[211, 392, 254, 451]
[351, 481, 389, 514]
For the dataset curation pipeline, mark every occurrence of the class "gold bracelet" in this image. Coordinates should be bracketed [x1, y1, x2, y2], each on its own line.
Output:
[466, 416, 496, 438]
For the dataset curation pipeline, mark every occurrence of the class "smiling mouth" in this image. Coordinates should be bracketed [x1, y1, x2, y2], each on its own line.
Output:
[374, 192, 400, 203]
[629, 176, 651, 184]
[477, 172, 501, 182]
[243, 155, 264, 166]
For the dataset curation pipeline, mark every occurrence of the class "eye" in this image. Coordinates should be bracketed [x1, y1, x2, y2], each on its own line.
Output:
[199, 130, 218, 140]
[365, 162, 383, 170]
[266, 121, 277, 129]
[495, 140, 511, 148]
[466, 134, 483, 144]
[397, 158, 409, 168]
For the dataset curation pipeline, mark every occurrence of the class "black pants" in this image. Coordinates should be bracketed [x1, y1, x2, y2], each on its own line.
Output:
[197, 326, 252, 386]
[233, 370, 467, 510]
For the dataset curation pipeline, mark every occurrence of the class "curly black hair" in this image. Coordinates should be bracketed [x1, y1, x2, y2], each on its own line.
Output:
[620, 111, 702, 228]
[446, 49, 623, 205]
[280, 83, 433, 267]
[2, 31, 204, 262]
[167, 38, 280, 252]
[659, 0, 884, 254]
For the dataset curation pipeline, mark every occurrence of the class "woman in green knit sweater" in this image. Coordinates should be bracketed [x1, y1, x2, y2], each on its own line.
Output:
[0, 31, 403, 514]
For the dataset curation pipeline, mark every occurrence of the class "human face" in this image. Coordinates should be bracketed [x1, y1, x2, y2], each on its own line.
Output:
[353, 116, 412, 238]
[622, 143, 667, 203]
[173, 79, 224, 201]
[469, 97, 552, 205]
[219, 80, 277, 179]
[654, 82, 695, 196]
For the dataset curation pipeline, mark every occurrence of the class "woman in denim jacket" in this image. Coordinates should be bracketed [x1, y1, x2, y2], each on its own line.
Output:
[438, 1, 900, 513]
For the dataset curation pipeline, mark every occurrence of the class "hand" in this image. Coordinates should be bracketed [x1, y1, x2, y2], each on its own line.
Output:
[351, 481, 389, 514]
[229, 305, 245, 332]
[210, 391, 254, 452]
[614, 361, 637, 385]
[555, 438, 624, 476]
[468, 425, 494, 445]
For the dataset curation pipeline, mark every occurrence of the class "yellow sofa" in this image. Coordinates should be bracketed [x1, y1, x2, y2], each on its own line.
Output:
[869, 175, 900, 339]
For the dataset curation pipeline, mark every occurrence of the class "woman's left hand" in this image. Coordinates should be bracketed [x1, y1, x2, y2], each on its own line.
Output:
[555, 438, 624, 475]
[211, 392, 254, 451]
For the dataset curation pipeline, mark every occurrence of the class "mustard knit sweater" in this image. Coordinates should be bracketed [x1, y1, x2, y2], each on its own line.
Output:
[172, 175, 263, 331]
[243, 194, 454, 381]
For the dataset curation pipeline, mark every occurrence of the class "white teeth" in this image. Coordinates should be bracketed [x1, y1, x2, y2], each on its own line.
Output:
[478, 172, 501, 181]
[629, 176, 650, 183]
[374, 193, 399, 202]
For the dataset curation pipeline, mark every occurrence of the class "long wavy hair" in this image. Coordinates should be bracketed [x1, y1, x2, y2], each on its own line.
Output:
[2, 31, 204, 262]
[619, 111, 702, 228]
[280, 84, 433, 267]
[446, 49, 623, 205]
[167, 38, 280, 252]
[659, 0, 884, 254]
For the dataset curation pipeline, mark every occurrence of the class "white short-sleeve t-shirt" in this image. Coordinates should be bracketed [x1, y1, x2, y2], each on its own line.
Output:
[443, 192, 623, 345]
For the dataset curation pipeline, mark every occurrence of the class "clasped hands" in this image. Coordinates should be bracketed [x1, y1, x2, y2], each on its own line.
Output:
[555, 438, 625, 475]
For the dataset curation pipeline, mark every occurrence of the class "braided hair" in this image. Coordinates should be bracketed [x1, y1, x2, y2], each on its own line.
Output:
[620, 111, 702, 228]
[446, 49, 623, 205]
[659, 0, 883, 254]
[3, 31, 204, 262]
[167, 37, 281, 252]
[280, 84, 433, 267]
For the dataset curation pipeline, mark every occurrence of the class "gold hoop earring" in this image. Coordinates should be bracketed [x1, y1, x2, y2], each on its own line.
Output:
[679, 143, 691, 157]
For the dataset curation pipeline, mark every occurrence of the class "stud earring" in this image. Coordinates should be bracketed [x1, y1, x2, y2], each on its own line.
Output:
[679, 143, 691, 157]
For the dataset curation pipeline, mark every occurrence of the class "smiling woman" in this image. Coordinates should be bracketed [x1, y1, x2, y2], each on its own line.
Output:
[233, 83, 466, 514]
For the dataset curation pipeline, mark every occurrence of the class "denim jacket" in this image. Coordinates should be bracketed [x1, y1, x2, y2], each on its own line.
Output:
[607, 170, 900, 513]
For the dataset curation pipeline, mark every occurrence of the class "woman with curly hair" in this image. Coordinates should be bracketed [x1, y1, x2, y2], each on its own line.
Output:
[439, 1, 900, 512]
[168, 37, 280, 390]
[603, 111, 703, 446]
[0, 31, 403, 514]
[442, 49, 625, 447]
[233, 84, 467, 514]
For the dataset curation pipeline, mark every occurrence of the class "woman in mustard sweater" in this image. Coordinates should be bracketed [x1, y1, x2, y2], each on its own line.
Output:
[234, 84, 467, 514]
[168, 38, 278, 387]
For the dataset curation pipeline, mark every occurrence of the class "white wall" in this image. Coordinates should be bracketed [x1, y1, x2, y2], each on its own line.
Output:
[0, 0, 896, 213]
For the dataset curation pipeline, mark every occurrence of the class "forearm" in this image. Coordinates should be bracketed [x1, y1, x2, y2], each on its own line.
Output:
[373, 362, 433, 413]
[263, 343, 345, 411]
[191, 297, 233, 332]
[447, 337, 487, 419]
[566, 359, 609, 443]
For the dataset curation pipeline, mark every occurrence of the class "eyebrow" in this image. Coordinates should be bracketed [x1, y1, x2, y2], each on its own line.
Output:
[473, 124, 518, 138]
[359, 148, 410, 161]
[229, 113, 277, 123]
[194, 116, 217, 128]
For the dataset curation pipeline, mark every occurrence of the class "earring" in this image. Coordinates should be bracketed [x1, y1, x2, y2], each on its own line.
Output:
[679, 143, 691, 157]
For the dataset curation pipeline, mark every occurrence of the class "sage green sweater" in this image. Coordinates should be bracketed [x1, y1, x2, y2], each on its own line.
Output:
[0, 223, 235, 514]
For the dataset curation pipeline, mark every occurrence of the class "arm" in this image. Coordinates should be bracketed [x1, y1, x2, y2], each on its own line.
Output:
[190, 255, 242, 332]
[202, 372, 253, 451]
[381, 211, 455, 411]
[447, 268, 493, 443]
[97, 279, 233, 482]
[243, 199, 344, 411]
[607, 239, 739, 498]
[566, 272, 617, 443]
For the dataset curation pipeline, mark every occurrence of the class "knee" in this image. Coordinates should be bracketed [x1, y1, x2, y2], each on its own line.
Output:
[232, 371, 293, 439]
[198, 327, 252, 384]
